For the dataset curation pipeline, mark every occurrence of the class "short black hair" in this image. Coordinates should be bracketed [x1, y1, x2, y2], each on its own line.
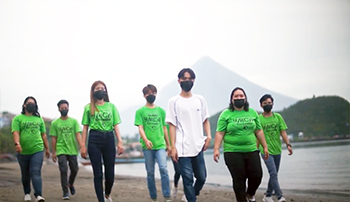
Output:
[259, 94, 274, 104]
[57, 100, 69, 108]
[142, 84, 157, 95]
[178, 68, 196, 79]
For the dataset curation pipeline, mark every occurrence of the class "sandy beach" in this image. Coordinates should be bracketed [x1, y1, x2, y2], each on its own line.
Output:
[0, 161, 348, 202]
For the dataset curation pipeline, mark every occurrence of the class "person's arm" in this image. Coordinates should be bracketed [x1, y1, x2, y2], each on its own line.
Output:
[80, 125, 89, 159]
[213, 131, 225, 163]
[169, 123, 178, 162]
[203, 119, 212, 151]
[75, 132, 83, 149]
[163, 125, 171, 156]
[255, 129, 269, 159]
[114, 124, 124, 155]
[138, 125, 153, 149]
[12, 131, 22, 153]
[280, 130, 293, 155]
[41, 132, 50, 158]
[51, 136, 57, 162]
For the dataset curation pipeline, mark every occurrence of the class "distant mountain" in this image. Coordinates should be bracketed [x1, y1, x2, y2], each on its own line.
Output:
[119, 56, 298, 136]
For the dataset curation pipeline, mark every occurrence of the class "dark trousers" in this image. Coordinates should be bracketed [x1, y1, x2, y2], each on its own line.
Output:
[172, 159, 181, 187]
[57, 155, 79, 195]
[224, 150, 262, 202]
[88, 130, 116, 202]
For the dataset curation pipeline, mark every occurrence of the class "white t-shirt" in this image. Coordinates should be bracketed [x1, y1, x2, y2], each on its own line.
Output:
[165, 94, 210, 157]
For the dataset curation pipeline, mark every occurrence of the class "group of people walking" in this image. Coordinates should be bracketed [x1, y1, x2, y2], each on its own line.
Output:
[11, 68, 293, 202]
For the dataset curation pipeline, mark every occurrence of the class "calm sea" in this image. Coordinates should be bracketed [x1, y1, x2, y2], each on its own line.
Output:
[84, 139, 350, 197]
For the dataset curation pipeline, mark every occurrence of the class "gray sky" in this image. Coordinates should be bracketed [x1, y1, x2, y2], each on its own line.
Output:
[0, 0, 349, 128]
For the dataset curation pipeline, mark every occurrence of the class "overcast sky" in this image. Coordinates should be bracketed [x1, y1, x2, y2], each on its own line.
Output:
[0, 0, 349, 128]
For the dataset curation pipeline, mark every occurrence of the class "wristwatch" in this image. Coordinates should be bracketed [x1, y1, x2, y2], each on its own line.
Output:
[286, 143, 292, 148]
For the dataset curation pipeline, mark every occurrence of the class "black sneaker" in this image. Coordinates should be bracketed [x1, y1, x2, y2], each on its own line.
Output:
[69, 186, 76, 195]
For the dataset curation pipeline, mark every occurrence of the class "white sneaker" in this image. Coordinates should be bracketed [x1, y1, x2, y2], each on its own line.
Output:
[105, 195, 113, 202]
[24, 194, 31, 202]
[35, 195, 45, 202]
[278, 197, 287, 202]
[171, 185, 178, 198]
[181, 194, 187, 202]
[262, 195, 274, 202]
[247, 195, 256, 202]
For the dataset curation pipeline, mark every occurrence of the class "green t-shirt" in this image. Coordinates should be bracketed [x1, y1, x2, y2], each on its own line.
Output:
[259, 113, 288, 155]
[216, 108, 262, 152]
[134, 106, 166, 150]
[11, 114, 46, 155]
[50, 117, 81, 155]
[81, 102, 121, 131]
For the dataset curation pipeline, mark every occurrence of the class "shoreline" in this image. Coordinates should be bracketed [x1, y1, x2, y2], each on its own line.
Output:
[0, 161, 349, 202]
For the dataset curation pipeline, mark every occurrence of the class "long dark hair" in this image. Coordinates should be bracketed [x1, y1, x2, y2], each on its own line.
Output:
[228, 87, 249, 111]
[21, 96, 41, 117]
[90, 80, 110, 115]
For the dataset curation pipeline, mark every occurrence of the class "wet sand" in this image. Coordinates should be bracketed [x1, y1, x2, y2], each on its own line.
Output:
[0, 161, 347, 202]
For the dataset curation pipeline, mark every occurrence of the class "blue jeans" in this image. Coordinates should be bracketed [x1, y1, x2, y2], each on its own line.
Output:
[17, 151, 44, 197]
[143, 149, 171, 199]
[178, 151, 207, 202]
[262, 154, 282, 198]
[88, 130, 116, 202]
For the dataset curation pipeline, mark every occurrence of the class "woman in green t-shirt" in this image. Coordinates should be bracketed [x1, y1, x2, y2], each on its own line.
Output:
[80, 80, 124, 202]
[11, 96, 50, 202]
[213, 87, 269, 202]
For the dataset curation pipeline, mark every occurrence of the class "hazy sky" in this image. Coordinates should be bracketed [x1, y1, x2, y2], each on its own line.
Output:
[0, 0, 349, 129]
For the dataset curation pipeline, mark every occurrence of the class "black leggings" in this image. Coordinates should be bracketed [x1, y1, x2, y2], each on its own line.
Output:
[224, 151, 262, 202]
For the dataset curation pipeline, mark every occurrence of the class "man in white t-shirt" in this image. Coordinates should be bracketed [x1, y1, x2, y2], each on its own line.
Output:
[166, 68, 212, 202]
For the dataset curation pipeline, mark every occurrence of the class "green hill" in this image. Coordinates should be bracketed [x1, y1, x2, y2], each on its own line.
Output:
[209, 96, 350, 145]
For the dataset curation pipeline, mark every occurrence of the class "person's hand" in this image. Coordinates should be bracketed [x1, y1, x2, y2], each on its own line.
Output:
[287, 146, 293, 155]
[45, 149, 50, 158]
[203, 136, 212, 151]
[263, 147, 269, 160]
[80, 145, 87, 159]
[145, 140, 153, 150]
[15, 144, 22, 153]
[171, 148, 178, 163]
[52, 153, 57, 163]
[166, 146, 172, 156]
[213, 149, 220, 163]
[117, 142, 124, 155]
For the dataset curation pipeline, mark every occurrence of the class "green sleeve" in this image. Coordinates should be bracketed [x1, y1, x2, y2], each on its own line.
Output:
[253, 110, 262, 130]
[50, 120, 57, 136]
[74, 119, 81, 133]
[81, 105, 90, 125]
[160, 107, 166, 126]
[40, 118, 46, 133]
[276, 113, 288, 131]
[216, 110, 228, 132]
[112, 103, 121, 126]
[134, 108, 143, 126]
[11, 115, 20, 133]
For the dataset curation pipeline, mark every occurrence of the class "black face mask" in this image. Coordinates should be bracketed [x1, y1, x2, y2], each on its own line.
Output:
[93, 90, 106, 100]
[233, 99, 245, 108]
[263, 105, 273, 112]
[60, 109, 68, 116]
[146, 94, 156, 104]
[26, 103, 37, 113]
[180, 81, 194, 92]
